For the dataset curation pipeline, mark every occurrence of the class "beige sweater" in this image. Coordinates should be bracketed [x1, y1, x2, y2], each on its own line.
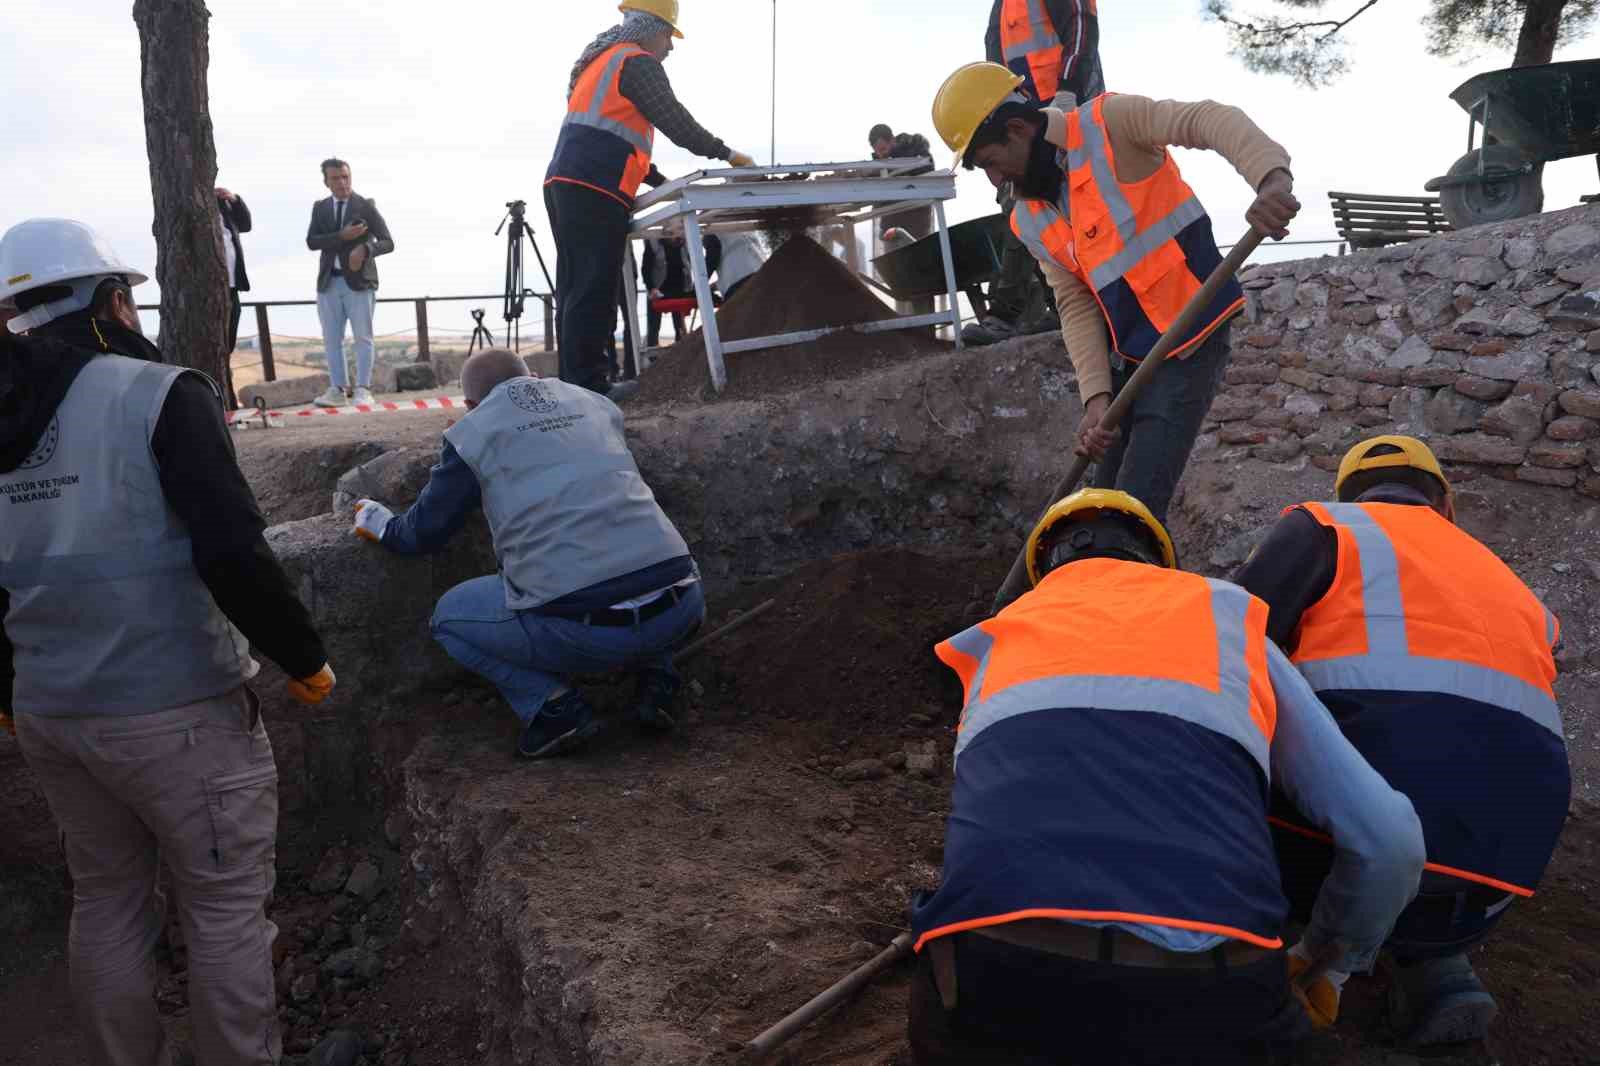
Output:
[1032, 96, 1292, 402]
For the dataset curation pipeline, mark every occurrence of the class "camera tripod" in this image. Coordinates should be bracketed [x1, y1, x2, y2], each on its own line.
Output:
[466, 308, 497, 356]
[495, 199, 555, 351]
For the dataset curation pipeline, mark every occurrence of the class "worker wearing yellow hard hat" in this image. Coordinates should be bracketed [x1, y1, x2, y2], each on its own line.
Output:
[930, 62, 1301, 529]
[545, 0, 754, 401]
[1234, 435, 1569, 1046]
[911, 485, 1424, 1061]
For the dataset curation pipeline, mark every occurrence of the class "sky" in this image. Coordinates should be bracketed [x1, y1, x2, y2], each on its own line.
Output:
[2, 0, 1597, 341]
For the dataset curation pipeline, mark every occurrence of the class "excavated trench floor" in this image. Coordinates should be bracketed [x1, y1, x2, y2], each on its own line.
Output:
[5, 334, 1600, 1065]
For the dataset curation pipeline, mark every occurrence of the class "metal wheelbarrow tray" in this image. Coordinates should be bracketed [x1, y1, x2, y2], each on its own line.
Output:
[872, 213, 1010, 302]
[1426, 58, 1600, 228]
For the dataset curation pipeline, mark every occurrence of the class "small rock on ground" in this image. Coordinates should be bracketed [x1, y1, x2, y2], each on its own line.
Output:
[344, 860, 383, 901]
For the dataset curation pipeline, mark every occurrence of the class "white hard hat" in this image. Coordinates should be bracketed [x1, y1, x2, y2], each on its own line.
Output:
[0, 218, 148, 303]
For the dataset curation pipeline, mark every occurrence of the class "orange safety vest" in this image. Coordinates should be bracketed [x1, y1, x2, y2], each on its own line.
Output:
[545, 43, 657, 207]
[1282, 501, 1568, 897]
[913, 559, 1286, 953]
[1010, 94, 1245, 363]
[1000, 0, 1066, 104]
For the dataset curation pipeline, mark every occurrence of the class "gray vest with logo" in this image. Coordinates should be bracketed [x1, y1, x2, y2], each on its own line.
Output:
[444, 377, 689, 609]
[0, 355, 244, 716]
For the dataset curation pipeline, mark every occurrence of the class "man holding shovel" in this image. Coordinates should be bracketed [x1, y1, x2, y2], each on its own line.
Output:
[932, 63, 1301, 524]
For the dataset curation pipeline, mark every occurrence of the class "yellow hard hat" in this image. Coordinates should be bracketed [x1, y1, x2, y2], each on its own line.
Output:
[932, 62, 1025, 166]
[1025, 488, 1177, 586]
[619, 0, 683, 37]
[1335, 435, 1452, 506]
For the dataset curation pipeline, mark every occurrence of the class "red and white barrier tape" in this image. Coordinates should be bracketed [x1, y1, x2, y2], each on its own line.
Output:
[228, 395, 465, 428]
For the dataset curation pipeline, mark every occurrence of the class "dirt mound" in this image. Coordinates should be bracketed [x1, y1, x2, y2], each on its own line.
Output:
[641, 236, 948, 404]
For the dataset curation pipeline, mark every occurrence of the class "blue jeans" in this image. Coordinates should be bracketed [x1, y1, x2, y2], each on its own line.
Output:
[1091, 325, 1233, 525]
[316, 275, 376, 390]
[429, 575, 706, 723]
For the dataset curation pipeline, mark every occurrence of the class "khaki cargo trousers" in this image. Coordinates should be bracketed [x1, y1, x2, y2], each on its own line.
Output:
[16, 687, 282, 1066]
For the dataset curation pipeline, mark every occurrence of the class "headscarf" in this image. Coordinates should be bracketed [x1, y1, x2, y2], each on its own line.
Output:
[568, 11, 672, 96]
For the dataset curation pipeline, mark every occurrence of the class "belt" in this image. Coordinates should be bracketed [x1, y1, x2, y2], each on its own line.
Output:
[975, 920, 1273, 970]
[926, 921, 1276, 1012]
[541, 583, 689, 627]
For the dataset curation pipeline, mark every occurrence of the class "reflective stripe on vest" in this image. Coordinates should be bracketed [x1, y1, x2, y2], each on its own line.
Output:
[547, 43, 656, 204]
[1009, 95, 1245, 361]
[1292, 502, 1561, 737]
[1000, 0, 1064, 102]
[946, 569, 1276, 773]
[919, 559, 1286, 952]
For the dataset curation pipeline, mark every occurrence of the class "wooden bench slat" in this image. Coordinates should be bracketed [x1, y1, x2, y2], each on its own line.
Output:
[1327, 191, 1445, 206]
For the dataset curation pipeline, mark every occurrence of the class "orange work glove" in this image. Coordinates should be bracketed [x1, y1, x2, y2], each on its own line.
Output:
[287, 664, 337, 705]
[0, 710, 14, 737]
[1289, 941, 1349, 1029]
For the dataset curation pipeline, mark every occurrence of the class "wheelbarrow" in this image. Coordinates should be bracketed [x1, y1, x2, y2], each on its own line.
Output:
[870, 212, 1011, 317]
[1425, 57, 1600, 229]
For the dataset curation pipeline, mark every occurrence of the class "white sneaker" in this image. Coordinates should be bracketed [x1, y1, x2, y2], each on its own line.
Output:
[313, 387, 347, 408]
[351, 387, 376, 406]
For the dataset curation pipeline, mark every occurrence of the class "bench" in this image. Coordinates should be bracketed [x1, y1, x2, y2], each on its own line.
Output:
[1328, 191, 1454, 249]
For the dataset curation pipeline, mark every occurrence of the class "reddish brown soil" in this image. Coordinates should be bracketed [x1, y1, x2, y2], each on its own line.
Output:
[640, 236, 949, 404]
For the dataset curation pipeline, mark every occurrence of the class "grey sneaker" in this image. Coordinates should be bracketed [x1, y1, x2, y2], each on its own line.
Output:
[312, 386, 347, 408]
[351, 387, 376, 406]
[961, 316, 1020, 346]
[1388, 954, 1498, 1046]
[517, 690, 602, 759]
[606, 380, 641, 403]
[1019, 312, 1061, 336]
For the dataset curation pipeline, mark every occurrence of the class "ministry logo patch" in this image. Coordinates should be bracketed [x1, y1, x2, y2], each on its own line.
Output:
[508, 379, 559, 415]
[19, 415, 59, 470]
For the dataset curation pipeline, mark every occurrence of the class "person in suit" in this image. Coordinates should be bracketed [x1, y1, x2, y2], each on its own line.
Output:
[305, 158, 394, 407]
[216, 186, 251, 410]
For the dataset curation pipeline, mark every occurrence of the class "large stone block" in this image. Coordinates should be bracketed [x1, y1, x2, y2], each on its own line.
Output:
[1559, 390, 1600, 419]
[1455, 257, 1509, 287]
[1499, 307, 1546, 337]
[1453, 375, 1513, 402]
[239, 372, 332, 410]
[1260, 280, 1298, 313]
[1528, 441, 1588, 468]
[393, 362, 437, 392]
[1546, 222, 1600, 259]
[1426, 390, 1486, 434]
[1384, 336, 1434, 370]
[1432, 433, 1527, 466]
[1479, 395, 1547, 444]
[1551, 291, 1600, 332]
[1516, 465, 1580, 487]
[1463, 349, 1549, 382]
[1547, 416, 1600, 441]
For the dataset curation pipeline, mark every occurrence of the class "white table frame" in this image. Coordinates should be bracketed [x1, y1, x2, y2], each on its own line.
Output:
[626, 159, 964, 393]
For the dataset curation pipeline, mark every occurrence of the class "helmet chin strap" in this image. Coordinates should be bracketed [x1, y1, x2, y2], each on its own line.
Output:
[8, 275, 107, 333]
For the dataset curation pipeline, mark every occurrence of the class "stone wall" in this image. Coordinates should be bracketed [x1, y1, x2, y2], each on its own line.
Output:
[1208, 205, 1600, 492]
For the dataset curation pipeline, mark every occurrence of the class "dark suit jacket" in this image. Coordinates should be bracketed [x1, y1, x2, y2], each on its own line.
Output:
[219, 194, 252, 291]
[305, 193, 395, 292]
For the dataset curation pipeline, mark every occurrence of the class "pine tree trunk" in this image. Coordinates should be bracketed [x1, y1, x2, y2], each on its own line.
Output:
[132, 0, 229, 387]
[1513, 0, 1569, 66]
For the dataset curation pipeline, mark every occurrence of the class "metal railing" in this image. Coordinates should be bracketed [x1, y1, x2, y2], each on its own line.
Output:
[137, 292, 554, 382]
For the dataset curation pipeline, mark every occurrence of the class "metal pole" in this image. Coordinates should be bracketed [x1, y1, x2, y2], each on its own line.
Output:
[414, 299, 430, 363]
[742, 932, 915, 1061]
[991, 228, 1266, 613]
[933, 200, 963, 349]
[254, 304, 275, 382]
[770, 0, 777, 166]
[681, 209, 728, 393]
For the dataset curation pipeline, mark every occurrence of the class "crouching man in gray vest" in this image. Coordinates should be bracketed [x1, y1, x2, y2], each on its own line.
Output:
[351, 349, 705, 758]
[0, 218, 335, 1066]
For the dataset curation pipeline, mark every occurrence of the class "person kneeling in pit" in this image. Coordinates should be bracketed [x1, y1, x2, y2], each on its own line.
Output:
[350, 349, 705, 758]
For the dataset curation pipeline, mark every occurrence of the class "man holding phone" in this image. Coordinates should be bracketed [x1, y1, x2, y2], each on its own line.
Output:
[306, 157, 395, 407]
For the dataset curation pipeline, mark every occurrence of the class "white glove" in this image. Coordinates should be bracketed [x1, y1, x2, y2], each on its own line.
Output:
[353, 499, 394, 544]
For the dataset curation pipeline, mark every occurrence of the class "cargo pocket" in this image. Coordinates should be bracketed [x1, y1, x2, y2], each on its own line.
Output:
[205, 761, 278, 871]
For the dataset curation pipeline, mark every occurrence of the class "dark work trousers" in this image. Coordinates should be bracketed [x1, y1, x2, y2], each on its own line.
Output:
[1273, 817, 1513, 964]
[1090, 324, 1233, 525]
[646, 306, 687, 347]
[224, 288, 243, 410]
[907, 932, 1306, 1065]
[545, 180, 630, 394]
[988, 190, 1053, 325]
